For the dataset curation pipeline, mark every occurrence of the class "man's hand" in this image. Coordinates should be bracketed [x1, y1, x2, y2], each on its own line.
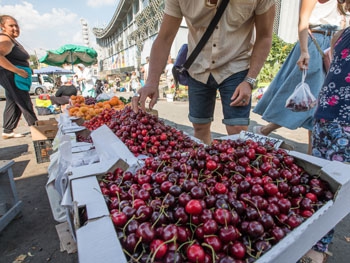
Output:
[230, 82, 252, 107]
[131, 84, 159, 113]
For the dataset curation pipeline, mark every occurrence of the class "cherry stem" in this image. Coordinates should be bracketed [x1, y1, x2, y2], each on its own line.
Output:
[122, 215, 136, 236]
[134, 236, 143, 254]
[122, 248, 140, 262]
[152, 206, 165, 228]
[177, 239, 195, 252]
[243, 197, 262, 218]
[202, 243, 216, 263]
[150, 236, 176, 263]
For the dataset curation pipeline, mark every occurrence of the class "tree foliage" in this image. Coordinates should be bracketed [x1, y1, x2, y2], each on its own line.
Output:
[257, 34, 295, 84]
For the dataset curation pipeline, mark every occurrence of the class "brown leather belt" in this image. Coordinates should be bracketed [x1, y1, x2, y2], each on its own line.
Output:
[310, 29, 334, 36]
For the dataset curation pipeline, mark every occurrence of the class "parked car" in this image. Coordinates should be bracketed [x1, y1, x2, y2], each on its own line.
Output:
[32, 74, 54, 91]
[0, 82, 47, 99]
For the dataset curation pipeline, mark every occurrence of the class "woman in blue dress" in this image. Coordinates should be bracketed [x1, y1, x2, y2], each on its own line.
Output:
[253, 0, 343, 154]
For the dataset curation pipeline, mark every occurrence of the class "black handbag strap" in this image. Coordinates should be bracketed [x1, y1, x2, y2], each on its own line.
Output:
[183, 0, 229, 69]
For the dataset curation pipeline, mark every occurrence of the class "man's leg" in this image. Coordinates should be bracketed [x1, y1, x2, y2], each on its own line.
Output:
[220, 70, 251, 135]
[187, 75, 217, 144]
[193, 122, 212, 145]
[226, 125, 248, 135]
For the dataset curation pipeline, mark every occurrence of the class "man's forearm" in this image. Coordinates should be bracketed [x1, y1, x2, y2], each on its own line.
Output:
[247, 36, 273, 79]
[146, 38, 172, 87]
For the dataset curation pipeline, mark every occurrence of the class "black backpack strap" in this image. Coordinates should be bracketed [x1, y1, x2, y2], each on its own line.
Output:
[183, 0, 229, 69]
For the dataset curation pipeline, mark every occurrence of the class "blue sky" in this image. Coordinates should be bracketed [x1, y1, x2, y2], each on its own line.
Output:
[0, 0, 120, 58]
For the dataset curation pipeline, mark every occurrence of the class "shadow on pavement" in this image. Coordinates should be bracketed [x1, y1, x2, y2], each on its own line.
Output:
[0, 144, 29, 160]
[0, 173, 78, 263]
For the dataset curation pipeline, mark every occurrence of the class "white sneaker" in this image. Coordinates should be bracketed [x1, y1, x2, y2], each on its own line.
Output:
[2, 132, 25, 139]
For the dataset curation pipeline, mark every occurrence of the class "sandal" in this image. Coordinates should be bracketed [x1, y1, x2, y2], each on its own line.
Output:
[2, 132, 25, 139]
[297, 249, 328, 263]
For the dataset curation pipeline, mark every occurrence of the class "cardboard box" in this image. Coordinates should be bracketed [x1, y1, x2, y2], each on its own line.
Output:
[71, 117, 85, 126]
[35, 118, 58, 126]
[67, 151, 350, 263]
[66, 131, 349, 263]
[31, 118, 58, 140]
[76, 216, 126, 263]
[70, 173, 127, 263]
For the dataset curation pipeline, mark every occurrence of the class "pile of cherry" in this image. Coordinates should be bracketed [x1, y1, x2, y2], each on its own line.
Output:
[94, 108, 334, 263]
[83, 107, 202, 156]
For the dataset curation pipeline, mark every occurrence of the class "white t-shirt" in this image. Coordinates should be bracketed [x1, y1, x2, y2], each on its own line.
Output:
[309, 0, 342, 27]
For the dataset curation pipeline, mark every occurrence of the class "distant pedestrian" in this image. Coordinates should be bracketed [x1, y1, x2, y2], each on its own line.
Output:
[165, 57, 174, 89]
[94, 79, 104, 98]
[142, 56, 150, 83]
[75, 63, 94, 97]
[0, 15, 37, 139]
[50, 75, 77, 107]
[129, 71, 140, 93]
[115, 76, 121, 91]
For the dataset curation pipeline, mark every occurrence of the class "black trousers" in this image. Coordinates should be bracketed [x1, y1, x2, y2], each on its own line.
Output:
[0, 69, 37, 133]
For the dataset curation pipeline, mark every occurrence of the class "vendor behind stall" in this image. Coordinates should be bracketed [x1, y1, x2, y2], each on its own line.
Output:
[50, 75, 77, 107]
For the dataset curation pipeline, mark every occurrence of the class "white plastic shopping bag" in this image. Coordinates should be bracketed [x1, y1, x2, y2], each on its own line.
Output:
[285, 69, 317, 112]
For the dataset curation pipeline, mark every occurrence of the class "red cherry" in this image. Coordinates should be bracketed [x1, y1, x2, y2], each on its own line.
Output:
[150, 239, 168, 259]
[187, 244, 205, 262]
[111, 211, 127, 227]
[214, 182, 228, 194]
[306, 192, 318, 202]
[185, 199, 203, 215]
[206, 159, 218, 171]
[264, 183, 279, 196]
[229, 241, 246, 259]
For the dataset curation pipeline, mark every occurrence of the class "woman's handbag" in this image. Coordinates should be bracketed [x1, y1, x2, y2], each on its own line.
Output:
[172, 0, 229, 87]
[14, 65, 32, 91]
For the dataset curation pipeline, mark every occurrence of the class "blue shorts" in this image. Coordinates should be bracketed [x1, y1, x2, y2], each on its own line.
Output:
[187, 70, 250, 126]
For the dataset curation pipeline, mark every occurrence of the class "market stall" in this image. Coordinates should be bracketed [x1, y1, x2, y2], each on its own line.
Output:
[41, 95, 350, 263]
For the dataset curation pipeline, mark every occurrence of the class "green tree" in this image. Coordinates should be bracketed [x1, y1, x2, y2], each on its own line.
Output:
[257, 34, 295, 85]
[29, 54, 39, 69]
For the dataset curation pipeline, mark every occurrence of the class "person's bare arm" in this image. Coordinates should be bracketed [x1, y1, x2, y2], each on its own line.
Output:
[132, 14, 182, 112]
[0, 36, 28, 77]
[231, 5, 275, 106]
[297, 0, 318, 70]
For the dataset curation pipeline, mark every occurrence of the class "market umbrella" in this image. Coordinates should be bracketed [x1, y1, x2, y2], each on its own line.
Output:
[34, 66, 74, 75]
[39, 44, 98, 71]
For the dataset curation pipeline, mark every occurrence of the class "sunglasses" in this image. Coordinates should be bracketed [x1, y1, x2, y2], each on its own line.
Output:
[338, 0, 345, 4]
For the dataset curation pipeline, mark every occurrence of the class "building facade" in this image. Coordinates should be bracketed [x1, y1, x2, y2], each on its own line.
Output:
[93, 0, 300, 79]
